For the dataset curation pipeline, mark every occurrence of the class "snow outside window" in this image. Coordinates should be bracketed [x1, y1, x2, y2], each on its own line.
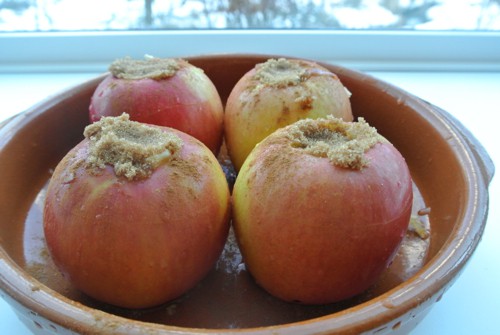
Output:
[1, 0, 499, 72]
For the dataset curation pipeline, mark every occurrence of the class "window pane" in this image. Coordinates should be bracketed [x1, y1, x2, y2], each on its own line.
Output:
[1, 0, 499, 32]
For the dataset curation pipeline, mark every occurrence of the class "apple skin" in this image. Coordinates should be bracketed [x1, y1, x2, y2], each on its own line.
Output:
[232, 121, 413, 304]
[43, 127, 230, 309]
[224, 58, 353, 171]
[89, 59, 224, 154]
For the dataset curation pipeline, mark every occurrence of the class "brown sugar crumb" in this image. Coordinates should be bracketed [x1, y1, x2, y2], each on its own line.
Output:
[417, 207, 432, 216]
[295, 95, 314, 111]
[409, 216, 430, 239]
[286, 116, 387, 170]
[84, 113, 183, 180]
[254, 58, 309, 88]
[109, 56, 182, 80]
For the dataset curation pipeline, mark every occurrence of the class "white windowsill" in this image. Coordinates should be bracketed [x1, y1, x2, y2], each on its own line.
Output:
[1, 30, 500, 72]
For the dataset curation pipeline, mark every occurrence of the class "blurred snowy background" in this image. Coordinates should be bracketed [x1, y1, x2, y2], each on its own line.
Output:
[1, 0, 499, 32]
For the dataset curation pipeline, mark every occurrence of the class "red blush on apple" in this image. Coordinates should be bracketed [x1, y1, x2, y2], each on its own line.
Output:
[232, 116, 413, 304]
[89, 57, 224, 154]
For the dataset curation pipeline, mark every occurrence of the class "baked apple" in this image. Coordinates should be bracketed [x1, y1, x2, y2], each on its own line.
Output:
[89, 57, 224, 154]
[232, 116, 413, 304]
[43, 114, 230, 309]
[224, 58, 353, 170]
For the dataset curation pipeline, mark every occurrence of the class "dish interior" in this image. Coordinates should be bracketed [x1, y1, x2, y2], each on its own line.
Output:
[0, 55, 466, 329]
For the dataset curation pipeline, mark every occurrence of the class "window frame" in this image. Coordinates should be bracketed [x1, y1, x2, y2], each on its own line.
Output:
[1, 29, 499, 73]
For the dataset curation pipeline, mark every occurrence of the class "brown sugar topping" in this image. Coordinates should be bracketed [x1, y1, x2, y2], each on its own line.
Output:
[254, 58, 309, 88]
[109, 56, 182, 80]
[84, 113, 183, 180]
[286, 116, 387, 170]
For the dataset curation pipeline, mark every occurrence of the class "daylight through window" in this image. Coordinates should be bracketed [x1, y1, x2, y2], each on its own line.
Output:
[1, 0, 499, 32]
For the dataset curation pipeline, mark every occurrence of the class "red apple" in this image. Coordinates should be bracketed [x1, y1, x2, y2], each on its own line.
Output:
[43, 114, 230, 309]
[225, 58, 353, 170]
[89, 57, 224, 154]
[232, 116, 413, 304]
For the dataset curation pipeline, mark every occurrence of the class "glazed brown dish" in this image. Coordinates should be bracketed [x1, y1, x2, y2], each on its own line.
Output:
[0, 54, 494, 334]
